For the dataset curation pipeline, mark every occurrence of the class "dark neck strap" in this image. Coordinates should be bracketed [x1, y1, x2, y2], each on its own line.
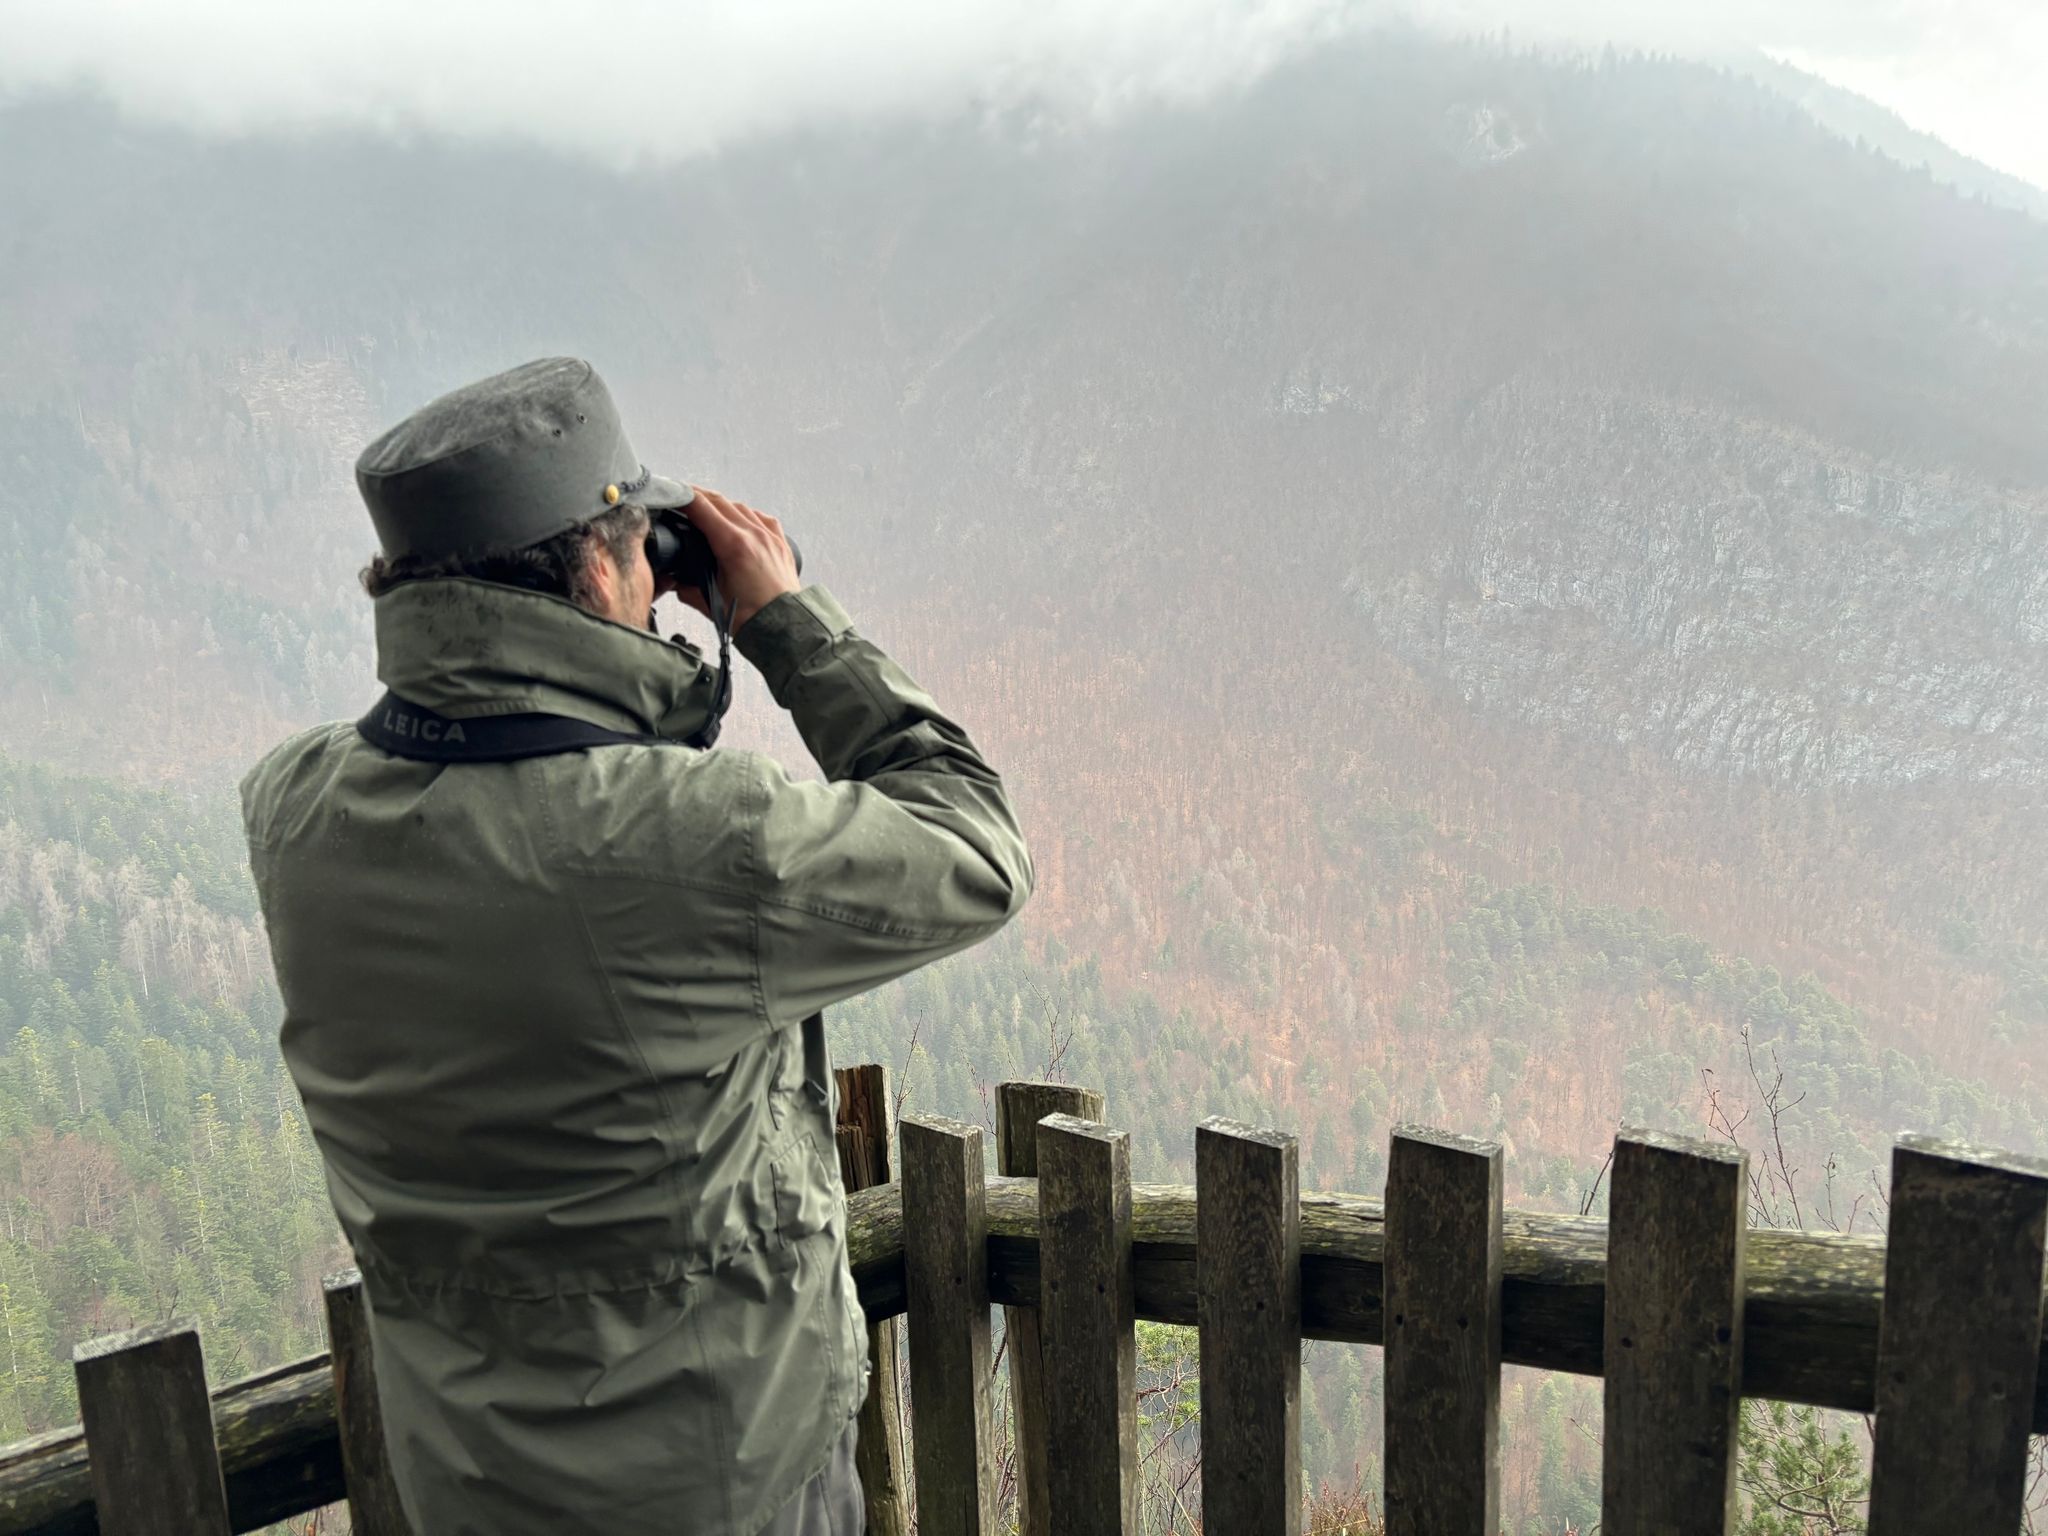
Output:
[356, 692, 677, 762]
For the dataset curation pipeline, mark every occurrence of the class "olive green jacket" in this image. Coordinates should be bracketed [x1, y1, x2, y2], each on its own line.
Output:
[241, 578, 1031, 1535]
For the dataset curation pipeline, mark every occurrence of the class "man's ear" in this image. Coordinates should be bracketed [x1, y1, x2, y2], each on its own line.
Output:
[581, 531, 620, 616]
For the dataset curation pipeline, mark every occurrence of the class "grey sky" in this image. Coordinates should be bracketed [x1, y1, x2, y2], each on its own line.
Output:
[1, 0, 2042, 189]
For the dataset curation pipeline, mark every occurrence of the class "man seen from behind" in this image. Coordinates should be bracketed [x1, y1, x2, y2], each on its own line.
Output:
[240, 358, 1033, 1536]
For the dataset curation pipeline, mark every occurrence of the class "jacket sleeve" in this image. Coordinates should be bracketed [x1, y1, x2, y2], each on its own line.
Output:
[734, 585, 1033, 1023]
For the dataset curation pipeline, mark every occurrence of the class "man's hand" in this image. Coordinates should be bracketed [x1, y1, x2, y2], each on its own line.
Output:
[670, 486, 802, 634]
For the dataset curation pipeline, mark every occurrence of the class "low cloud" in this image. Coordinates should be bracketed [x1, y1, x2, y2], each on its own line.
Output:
[0, 0, 1362, 163]
[1, 0, 2041, 186]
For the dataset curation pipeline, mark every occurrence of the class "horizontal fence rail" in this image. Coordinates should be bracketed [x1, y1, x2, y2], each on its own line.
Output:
[5, 1067, 2048, 1533]
[0, 1350, 342, 1535]
[856, 1175, 2007, 1419]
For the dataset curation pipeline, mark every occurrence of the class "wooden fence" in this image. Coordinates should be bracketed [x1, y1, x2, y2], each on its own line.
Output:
[2, 1068, 2046, 1534]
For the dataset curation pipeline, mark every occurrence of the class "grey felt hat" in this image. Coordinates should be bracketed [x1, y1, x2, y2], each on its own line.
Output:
[356, 358, 693, 560]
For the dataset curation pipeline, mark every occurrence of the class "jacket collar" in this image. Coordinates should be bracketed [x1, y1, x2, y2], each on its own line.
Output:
[373, 577, 720, 741]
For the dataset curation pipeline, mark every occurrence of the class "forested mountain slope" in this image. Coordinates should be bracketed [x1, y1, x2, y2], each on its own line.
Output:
[0, 30, 2045, 1528]
[0, 760, 341, 1438]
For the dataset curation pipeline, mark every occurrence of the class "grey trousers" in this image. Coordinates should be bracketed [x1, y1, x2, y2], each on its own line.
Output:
[757, 1421, 864, 1536]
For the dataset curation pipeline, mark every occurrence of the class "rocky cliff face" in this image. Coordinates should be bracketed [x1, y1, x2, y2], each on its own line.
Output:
[1345, 387, 2048, 787]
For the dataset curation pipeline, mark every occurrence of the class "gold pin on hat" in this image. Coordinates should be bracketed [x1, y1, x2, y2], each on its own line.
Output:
[603, 483, 621, 505]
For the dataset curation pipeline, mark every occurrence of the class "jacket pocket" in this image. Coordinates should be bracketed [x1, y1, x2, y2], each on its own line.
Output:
[769, 1128, 838, 1264]
[765, 1026, 806, 1135]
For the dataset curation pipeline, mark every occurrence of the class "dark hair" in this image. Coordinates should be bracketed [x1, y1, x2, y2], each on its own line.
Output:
[360, 504, 649, 609]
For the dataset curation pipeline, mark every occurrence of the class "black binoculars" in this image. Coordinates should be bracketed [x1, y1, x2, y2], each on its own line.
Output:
[645, 509, 802, 599]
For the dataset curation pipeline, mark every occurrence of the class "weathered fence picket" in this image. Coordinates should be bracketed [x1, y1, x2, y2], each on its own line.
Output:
[322, 1271, 413, 1536]
[1195, 1116, 1303, 1536]
[1601, 1128, 1749, 1536]
[996, 1079, 1106, 1536]
[1383, 1125, 1503, 1536]
[834, 1061, 912, 1536]
[73, 1321, 232, 1536]
[1867, 1137, 2048, 1536]
[901, 1112, 997, 1536]
[1037, 1111, 1139, 1536]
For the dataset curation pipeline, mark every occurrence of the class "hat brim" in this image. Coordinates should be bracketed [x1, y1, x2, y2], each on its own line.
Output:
[637, 472, 694, 512]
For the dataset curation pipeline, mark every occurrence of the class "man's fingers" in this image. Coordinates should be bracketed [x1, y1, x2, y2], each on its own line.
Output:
[680, 484, 802, 634]
[692, 487, 786, 555]
[688, 486, 738, 525]
[687, 486, 750, 556]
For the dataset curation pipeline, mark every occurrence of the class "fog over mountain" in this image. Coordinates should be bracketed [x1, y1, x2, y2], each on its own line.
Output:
[5, 0, 2044, 185]
[4, 35, 2043, 788]
[1, 23, 2046, 1522]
